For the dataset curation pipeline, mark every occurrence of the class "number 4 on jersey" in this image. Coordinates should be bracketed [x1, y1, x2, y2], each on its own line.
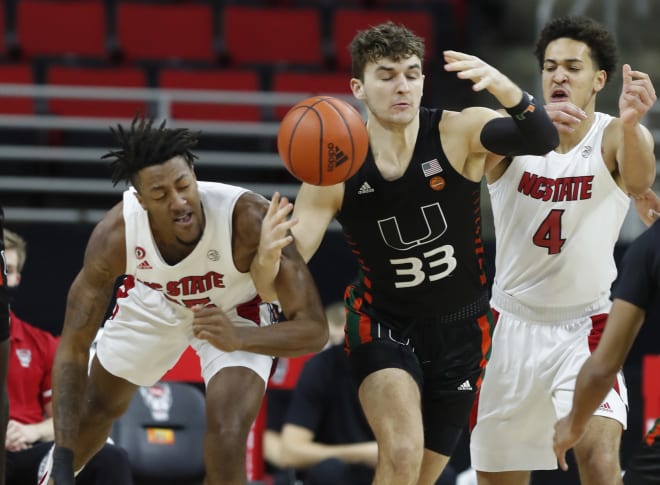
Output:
[533, 209, 566, 255]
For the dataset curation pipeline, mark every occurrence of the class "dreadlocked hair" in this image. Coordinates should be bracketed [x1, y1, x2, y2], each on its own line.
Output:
[104, 115, 199, 187]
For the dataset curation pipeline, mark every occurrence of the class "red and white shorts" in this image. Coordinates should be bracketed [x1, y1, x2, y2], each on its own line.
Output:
[470, 308, 628, 472]
[96, 279, 274, 387]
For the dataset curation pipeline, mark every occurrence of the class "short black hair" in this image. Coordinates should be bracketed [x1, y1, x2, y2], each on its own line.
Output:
[535, 16, 618, 83]
[349, 21, 425, 80]
[104, 115, 199, 187]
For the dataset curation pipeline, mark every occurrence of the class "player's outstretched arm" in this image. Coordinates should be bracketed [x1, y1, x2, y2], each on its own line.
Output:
[51, 204, 127, 480]
[615, 64, 657, 196]
[193, 192, 328, 356]
[251, 192, 297, 303]
[444, 51, 558, 161]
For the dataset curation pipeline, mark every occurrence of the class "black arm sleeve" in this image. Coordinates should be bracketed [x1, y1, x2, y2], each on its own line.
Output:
[480, 92, 559, 157]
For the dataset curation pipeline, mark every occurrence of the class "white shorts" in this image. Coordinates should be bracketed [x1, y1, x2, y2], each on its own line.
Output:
[470, 309, 628, 472]
[96, 280, 275, 387]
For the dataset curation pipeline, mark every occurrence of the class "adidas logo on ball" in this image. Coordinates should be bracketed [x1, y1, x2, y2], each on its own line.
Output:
[327, 143, 349, 172]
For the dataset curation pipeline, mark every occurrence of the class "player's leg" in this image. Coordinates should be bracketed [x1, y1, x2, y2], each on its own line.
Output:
[477, 471, 530, 485]
[573, 416, 623, 485]
[554, 314, 627, 485]
[359, 366, 424, 485]
[74, 356, 138, 468]
[418, 450, 450, 485]
[419, 310, 492, 485]
[473, 311, 559, 485]
[203, 366, 265, 485]
[194, 330, 273, 485]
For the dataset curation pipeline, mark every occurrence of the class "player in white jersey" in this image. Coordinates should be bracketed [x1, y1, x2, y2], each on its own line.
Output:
[43, 117, 328, 485]
[471, 16, 657, 485]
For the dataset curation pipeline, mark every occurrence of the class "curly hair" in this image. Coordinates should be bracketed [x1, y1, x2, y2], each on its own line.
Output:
[104, 115, 199, 187]
[535, 16, 618, 83]
[349, 21, 425, 80]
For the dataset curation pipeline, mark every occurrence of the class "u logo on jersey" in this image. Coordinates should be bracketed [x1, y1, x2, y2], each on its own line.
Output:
[378, 203, 447, 250]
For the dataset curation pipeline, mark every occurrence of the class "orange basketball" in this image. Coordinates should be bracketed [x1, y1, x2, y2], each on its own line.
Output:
[277, 96, 369, 186]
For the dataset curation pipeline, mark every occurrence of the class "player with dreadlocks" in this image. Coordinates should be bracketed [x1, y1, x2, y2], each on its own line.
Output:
[41, 116, 328, 485]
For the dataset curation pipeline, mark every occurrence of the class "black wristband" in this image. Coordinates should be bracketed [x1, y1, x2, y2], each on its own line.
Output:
[506, 91, 535, 120]
[52, 446, 75, 484]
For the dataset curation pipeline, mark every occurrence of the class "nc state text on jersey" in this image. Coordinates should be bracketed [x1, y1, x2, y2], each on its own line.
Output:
[141, 271, 225, 296]
[518, 171, 594, 202]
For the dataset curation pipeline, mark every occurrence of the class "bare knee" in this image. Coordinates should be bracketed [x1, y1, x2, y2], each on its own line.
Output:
[82, 392, 132, 424]
[379, 437, 424, 483]
[574, 418, 623, 485]
[574, 445, 622, 485]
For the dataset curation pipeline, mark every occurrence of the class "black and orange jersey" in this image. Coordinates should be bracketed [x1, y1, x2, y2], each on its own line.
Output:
[337, 107, 487, 325]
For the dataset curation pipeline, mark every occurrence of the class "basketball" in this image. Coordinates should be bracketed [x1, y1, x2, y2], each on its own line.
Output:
[277, 96, 369, 186]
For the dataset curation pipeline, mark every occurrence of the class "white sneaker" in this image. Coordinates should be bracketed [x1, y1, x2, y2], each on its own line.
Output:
[37, 444, 55, 485]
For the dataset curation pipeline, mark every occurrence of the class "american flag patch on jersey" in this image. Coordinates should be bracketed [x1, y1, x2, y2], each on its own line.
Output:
[421, 159, 442, 177]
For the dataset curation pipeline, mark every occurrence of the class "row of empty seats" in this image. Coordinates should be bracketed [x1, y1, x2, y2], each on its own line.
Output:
[0, 63, 351, 120]
[0, 1, 447, 70]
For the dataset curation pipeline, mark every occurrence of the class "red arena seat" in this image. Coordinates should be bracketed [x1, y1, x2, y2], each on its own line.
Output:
[0, 64, 35, 114]
[332, 9, 433, 72]
[117, 3, 215, 63]
[223, 6, 323, 68]
[271, 70, 350, 119]
[159, 68, 262, 122]
[16, 1, 107, 59]
[46, 65, 147, 118]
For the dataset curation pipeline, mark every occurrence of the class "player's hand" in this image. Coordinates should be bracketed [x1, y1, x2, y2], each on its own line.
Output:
[632, 188, 660, 227]
[443, 50, 521, 107]
[619, 64, 657, 126]
[553, 416, 585, 471]
[5, 419, 37, 451]
[544, 101, 587, 134]
[255, 192, 296, 277]
[191, 305, 242, 352]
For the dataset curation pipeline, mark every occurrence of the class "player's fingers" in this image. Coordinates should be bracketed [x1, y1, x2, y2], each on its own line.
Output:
[471, 78, 489, 92]
[266, 192, 281, 216]
[274, 201, 294, 221]
[622, 64, 632, 85]
[443, 50, 472, 61]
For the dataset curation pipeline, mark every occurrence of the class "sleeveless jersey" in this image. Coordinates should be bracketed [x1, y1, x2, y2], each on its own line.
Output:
[488, 112, 629, 315]
[122, 181, 260, 320]
[337, 107, 487, 322]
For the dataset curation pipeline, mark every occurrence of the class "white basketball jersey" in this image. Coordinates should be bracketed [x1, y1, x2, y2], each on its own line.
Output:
[488, 112, 629, 314]
[122, 181, 259, 319]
